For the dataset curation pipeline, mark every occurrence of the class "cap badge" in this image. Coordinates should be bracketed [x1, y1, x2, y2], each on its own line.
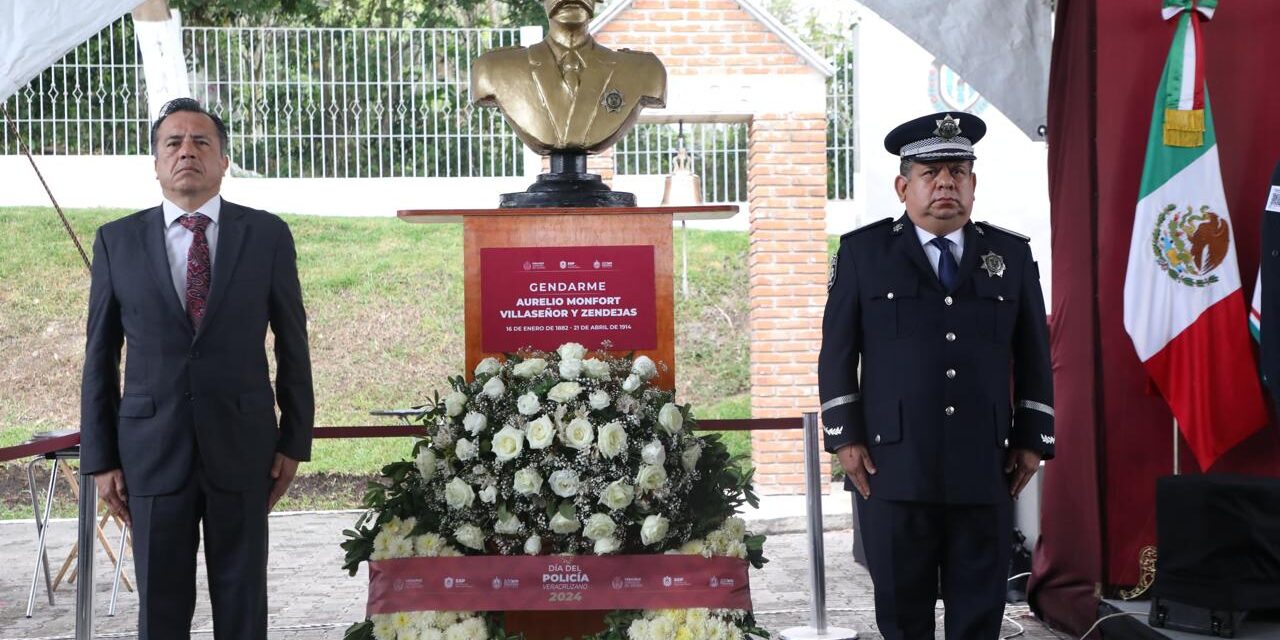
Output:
[934, 115, 962, 140]
[980, 251, 1006, 278]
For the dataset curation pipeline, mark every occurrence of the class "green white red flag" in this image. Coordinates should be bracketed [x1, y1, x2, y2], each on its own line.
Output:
[1122, 0, 1266, 471]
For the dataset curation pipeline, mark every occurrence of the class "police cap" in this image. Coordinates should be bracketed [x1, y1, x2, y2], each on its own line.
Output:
[883, 111, 987, 161]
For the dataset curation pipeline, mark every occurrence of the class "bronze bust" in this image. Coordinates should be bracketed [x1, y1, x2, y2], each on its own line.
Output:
[471, 0, 667, 155]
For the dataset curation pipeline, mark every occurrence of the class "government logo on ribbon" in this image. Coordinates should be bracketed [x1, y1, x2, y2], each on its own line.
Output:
[1150, 203, 1230, 287]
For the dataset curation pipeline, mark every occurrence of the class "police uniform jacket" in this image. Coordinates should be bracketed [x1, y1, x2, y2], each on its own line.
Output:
[818, 214, 1055, 505]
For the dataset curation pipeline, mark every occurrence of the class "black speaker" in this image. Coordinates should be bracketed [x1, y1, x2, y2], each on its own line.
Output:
[1148, 475, 1280, 635]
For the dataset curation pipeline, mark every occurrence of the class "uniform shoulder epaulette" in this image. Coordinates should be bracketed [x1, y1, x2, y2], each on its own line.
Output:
[841, 217, 894, 240]
[975, 221, 1030, 242]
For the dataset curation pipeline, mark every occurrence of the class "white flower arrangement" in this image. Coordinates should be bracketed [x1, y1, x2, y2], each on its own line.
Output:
[342, 345, 768, 640]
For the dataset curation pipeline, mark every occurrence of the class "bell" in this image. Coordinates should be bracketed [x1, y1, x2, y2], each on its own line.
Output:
[661, 136, 703, 207]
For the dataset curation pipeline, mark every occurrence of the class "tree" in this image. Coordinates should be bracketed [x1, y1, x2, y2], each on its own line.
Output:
[169, 0, 549, 28]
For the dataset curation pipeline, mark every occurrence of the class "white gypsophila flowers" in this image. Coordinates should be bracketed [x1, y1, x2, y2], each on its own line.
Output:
[549, 469, 580, 497]
[557, 342, 587, 361]
[444, 477, 475, 510]
[615, 395, 639, 415]
[455, 437, 478, 461]
[479, 485, 497, 504]
[525, 416, 556, 449]
[415, 448, 438, 481]
[494, 512, 521, 535]
[546, 381, 583, 403]
[491, 426, 525, 463]
[631, 355, 657, 380]
[524, 535, 542, 555]
[596, 420, 627, 458]
[558, 358, 582, 380]
[588, 389, 611, 410]
[581, 357, 610, 379]
[598, 479, 634, 511]
[658, 403, 684, 434]
[481, 376, 505, 399]
[635, 464, 667, 492]
[582, 513, 616, 541]
[512, 358, 547, 378]
[640, 514, 670, 545]
[681, 442, 702, 472]
[474, 357, 502, 378]
[513, 466, 543, 496]
[454, 524, 485, 551]
[443, 391, 467, 417]
[640, 440, 666, 466]
[516, 391, 541, 416]
[462, 411, 488, 436]
[621, 373, 642, 393]
[593, 536, 621, 555]
[562, 417, 595, 450]
[549, 510, 580, 534]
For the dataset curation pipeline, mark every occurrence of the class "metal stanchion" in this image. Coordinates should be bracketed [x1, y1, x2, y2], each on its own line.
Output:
[781, 412, 858, 640]
[76, 472, 96, 640]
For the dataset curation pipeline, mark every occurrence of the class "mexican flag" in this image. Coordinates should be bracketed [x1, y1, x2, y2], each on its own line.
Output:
[1122, 0, 1266, 471]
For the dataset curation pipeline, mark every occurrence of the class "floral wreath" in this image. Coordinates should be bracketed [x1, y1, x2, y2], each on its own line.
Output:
[341, 343, 769, 640]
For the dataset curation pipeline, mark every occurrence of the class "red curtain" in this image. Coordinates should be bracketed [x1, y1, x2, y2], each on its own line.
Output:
[1031, 0, 1280, 633]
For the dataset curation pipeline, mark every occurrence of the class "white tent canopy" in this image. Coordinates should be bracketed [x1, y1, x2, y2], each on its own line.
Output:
[0, 0, 142, 103]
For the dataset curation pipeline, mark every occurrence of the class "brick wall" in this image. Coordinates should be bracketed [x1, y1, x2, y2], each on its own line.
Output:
[596, 1, 828, 494]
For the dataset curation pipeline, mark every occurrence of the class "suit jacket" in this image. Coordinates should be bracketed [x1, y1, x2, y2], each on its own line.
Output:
[471, 40, 665, 154]
[1260, 160, 1280, 400]
[80, 200, 314, 496]
[818, 214, 1054, 504]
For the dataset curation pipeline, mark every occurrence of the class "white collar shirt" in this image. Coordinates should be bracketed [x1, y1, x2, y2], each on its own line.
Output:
[914, 223, 965, 278]
[162, 195, 222, 309]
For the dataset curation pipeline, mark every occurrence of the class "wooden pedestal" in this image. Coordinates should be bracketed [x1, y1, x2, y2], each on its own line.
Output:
[503, 610, 609, 639]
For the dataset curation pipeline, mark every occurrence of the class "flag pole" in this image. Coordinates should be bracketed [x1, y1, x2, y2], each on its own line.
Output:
[1172, 418, 1180, 475]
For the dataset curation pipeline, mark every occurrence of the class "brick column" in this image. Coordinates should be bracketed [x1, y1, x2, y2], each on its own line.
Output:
[747, 112, 829, 495]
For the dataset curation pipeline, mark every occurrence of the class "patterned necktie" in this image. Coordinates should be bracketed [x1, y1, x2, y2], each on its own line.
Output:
[930, 236, 959, 292]
[179, 213, 212, 329]
[560, 50, 583, 95]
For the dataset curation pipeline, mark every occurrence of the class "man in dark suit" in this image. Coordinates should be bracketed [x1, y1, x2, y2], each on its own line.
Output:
[819, 112, 1054, 639]
[80, 97, 314, 640]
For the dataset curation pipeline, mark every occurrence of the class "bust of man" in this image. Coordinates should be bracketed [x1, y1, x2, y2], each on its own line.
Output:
[471, 0, 666, 155]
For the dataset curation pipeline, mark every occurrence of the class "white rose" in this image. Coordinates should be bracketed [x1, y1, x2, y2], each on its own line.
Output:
[588, 389, 611, 410]
[479, 485, 497, 504]
[512, 358, 547, 378]
[562, 417, 595, 450]
[454, 524, 485, 551]
[513, 467, 543, 495]
[550, 510, 580, 534]
[455, 437, 478, 461]
[415, 448, 438, 481]
[482, 376, 505, 399]
[549, 469, 580, 497]
[640, 515, 670, 545]
[641, 440, 666, 466]
[517, 392, 541, 416]
[495, 512, 521, 535]
[558, 358, 583, 380]
[581, 358, 610, 379]
[474, 357, 502, 378]
[443, 391, 467, 417]
[598, 479, 634, 511]
[491, 426, 525, 463]
[557, 342, 588, 361]
[631, 355, 657, 380]
[593, 537, 621, 555]
[444, 477, 475, 510]
[582, 513, 617, 541]
[635, 464, 667, 492]
[546, 381, 583, 403]
[658, 403, 684, 434]
[596, 420, 627, 458]
[681, 442, 702, 471]
[462, 411, 488, 436]
[525, 416, 556, 449]
[524, 535, 542, 555]
[621, 374, 642, 393]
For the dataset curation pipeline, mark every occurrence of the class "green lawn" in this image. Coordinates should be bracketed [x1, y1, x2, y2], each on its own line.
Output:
[0, 207, 754, 516]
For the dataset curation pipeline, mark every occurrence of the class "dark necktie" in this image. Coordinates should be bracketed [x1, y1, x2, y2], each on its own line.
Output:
[179, 213, 212, 329]
[930, 236, 959, 292]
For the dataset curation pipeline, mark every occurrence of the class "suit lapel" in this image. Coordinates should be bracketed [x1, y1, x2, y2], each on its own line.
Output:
[955, 222, 982, 289]
[196, 201, 246, 340]
[527, 43, 567, 145]
[138, 207, 192, 330]
[565, 44, 616, 146]
[891, 214, 940, 290]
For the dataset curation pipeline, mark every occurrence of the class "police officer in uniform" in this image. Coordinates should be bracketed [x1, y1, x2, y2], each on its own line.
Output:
[819, 112, 1055, 639]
